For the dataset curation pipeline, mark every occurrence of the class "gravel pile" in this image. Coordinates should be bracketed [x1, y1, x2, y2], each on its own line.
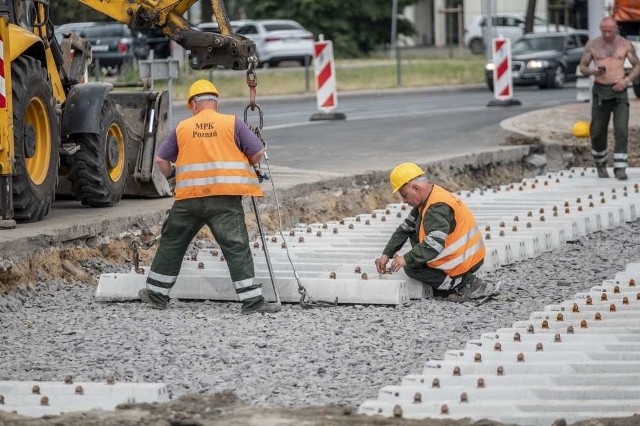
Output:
[1, 221, 639, 409]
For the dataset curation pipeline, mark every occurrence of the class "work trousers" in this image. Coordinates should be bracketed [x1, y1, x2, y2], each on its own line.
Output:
[590, 84, 629, 169]
[145, 195, 263, 307]
[404, 261, 483, 294]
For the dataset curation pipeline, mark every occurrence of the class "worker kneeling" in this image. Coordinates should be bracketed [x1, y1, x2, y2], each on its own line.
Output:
[138, 79, 281, 314]
[376, 163, 493, 302]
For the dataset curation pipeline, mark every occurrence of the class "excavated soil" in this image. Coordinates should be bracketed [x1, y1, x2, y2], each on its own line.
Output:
[1, 131, 640, 425]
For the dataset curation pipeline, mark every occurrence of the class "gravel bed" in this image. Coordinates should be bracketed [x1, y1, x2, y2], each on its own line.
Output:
[1, 221, 639, 410]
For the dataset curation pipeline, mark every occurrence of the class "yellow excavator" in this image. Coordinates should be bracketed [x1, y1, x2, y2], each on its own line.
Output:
[0, 0, 255, 227]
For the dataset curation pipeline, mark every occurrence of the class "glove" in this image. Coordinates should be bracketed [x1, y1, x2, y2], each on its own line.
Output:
[167, 177, 176, 195]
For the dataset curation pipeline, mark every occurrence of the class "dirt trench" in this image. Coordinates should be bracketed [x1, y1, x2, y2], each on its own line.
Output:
[3, 129, 640, 294]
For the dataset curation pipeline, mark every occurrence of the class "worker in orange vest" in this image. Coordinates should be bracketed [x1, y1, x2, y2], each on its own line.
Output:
[138, 79, 281, 314]
[375, 163, 493, 302]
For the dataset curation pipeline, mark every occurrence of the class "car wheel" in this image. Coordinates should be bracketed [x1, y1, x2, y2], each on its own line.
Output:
[552, 65, 566, 89]
[633, 81, 640, 99]
[268, 59, 280, 68]
[469, 38, 484, 55]
[486, 79, 494, 92]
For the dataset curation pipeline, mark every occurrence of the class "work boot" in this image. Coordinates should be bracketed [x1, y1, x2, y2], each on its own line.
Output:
[138, 288, 167, 310]
[446, 275, 493, 303]
[596, 164, 609, 178]
[614, 168, 628, 181]
[241, 299, 282, 314]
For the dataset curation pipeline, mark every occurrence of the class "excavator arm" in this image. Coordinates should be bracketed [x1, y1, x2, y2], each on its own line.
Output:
[79, 0, 255, 70]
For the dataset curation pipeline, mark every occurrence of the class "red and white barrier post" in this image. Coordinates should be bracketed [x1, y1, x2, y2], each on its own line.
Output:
[310, 37, 345, 121]
[487, 38, 521, 107]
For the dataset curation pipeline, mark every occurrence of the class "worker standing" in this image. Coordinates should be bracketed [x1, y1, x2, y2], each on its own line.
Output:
[375, 163, 492, 302]
[578, 16, 640, 180]
[138, 79, 281, 314]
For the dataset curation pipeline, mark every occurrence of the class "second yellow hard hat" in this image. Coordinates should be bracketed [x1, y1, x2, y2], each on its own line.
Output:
[390, 162, 425, 193]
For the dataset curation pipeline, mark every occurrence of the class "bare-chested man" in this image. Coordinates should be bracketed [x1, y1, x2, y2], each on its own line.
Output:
[579, 16, 640, 180]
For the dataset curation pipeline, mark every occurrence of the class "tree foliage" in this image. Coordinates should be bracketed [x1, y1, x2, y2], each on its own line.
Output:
[50, 0, 109, 24]
[245, 0, 418, 57]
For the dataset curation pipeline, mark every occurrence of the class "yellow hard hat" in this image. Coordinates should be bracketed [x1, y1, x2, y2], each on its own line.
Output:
[187, 79, 220, 109]
[572, 120, 590, 138]
[390, 162, 425, 193]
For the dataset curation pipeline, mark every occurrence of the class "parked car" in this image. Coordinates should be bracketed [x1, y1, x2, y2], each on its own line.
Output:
[464, 13, 572, 55]
[197, 20, 247, 34]
[625, 35, 640, 98]
[55, 22, 148, 74]
[485, 31, 589, 91]
[135, 27, 172, 59]
[233, 19, 314, 67]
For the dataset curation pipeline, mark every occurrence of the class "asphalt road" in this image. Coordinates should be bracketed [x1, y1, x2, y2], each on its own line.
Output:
[3, 85, 578, 243]
[175, 84, 578, 176]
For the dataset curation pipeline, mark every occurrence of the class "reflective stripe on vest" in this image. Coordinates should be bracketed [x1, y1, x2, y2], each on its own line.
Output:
[174, 110, 262, 200]
[418, 185, 485, 277]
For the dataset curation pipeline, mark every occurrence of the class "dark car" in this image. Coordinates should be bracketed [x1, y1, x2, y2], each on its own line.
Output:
[55, 22, 149, 74]
[485, 31, 589, 91]
[135, 27, 172, 59]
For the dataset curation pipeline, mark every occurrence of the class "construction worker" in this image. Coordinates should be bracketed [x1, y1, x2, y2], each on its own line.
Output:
[138, 79, 281, 314]
[375, 163, 493, 302]
[579, 16, 640, 180]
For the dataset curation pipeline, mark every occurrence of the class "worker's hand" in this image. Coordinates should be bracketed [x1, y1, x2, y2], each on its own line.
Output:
[594, 67, 606, 77]
[375, 255, 390, 274]
[390, 254, 406, 273]
[167, 177, 176, 196]
[613, 77, 629, 92]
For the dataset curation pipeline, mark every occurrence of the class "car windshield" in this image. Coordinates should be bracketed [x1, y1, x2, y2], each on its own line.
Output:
[512, 36, 563, 53]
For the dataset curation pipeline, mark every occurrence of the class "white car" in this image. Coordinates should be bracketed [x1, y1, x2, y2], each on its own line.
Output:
[234, 19, 314, 67]
[464, 13, 572, 55]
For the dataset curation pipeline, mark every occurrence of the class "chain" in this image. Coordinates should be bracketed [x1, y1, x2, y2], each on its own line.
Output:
[130, 235, 160, 275]
[242, 67, 316, 308]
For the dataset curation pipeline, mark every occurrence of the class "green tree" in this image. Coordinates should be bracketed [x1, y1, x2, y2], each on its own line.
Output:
[245, 0, 418, 57]
[50, 0, 110, 24]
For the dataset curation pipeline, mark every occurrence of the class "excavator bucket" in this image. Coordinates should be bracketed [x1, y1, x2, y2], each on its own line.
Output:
[108, 90, 172, 198]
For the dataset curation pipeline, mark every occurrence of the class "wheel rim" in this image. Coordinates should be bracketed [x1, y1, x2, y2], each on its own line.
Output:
[107, 122, 125, 182]
[555, 67, 565, 87]
[24, 96, 51, 186]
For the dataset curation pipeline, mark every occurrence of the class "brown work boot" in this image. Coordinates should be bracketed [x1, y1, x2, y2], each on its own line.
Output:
[138, 288, 167, 310]
[241, 300, 282, 314]
[614, 168, 628, 181]
[596, 164, 609, 178]
[447, 275, 492, 303]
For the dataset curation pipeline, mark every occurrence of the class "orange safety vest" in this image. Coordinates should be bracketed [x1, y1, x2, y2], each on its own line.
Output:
[174, 109, 263, 200]
[418, 185, 485, 277]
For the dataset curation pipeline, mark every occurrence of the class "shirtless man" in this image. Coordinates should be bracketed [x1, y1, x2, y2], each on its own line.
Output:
[579, 16, 640, 180]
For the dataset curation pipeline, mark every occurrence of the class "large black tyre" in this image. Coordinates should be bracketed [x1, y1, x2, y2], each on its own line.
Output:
[469, 38, 485, 55]
[633, 81, 640, 98]
[67, 99, 128, 206]
[11, 56, 59, 222]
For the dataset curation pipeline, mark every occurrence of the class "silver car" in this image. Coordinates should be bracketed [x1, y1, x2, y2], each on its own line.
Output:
[235, 19, 314, 67]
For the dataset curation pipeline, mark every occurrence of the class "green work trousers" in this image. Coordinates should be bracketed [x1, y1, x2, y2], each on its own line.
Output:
[590, 84, 629, 167]
[404, 260, 483, 294]
[145, 195, 262, 306]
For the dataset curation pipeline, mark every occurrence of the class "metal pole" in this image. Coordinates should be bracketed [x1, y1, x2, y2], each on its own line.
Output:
[391, 0, 401, 86]
[484, 0, 493, 62]
[588, 0, 606, 40]
[391, 0, 398, 60]
[251, 197, 280, 304]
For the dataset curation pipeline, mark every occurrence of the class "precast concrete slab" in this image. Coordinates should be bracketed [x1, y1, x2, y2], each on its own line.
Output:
[358, 264, 640, 424]
[0, 380, 168, 417]
[96, 272, 410, 305]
